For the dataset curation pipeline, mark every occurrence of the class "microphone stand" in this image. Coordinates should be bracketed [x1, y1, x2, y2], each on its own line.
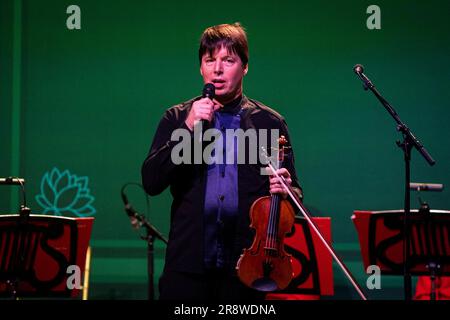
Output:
[132, 211, 168, 301]
[354, 65, 435, 300]
[125, 210, 167, 300]
[122, 184, 168, 300]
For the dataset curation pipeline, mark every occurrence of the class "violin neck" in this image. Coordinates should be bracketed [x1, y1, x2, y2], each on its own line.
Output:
[266, 149, 285, 239]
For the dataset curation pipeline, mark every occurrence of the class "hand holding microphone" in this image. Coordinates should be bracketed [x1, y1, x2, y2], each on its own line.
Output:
[185, 83, 222, 131]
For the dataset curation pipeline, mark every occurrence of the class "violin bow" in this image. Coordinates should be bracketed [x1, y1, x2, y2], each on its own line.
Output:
[262, 146, 368, 300]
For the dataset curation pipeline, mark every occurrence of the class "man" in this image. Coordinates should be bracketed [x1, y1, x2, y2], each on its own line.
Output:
[142, 23, 302, 300]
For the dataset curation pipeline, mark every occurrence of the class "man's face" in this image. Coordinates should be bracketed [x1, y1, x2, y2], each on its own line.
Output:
[200, 46, 248, 104]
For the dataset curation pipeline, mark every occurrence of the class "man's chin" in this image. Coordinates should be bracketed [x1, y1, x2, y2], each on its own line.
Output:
[216, 95, 233, 104]
[214, 88, 227, 96]
[216, 90, 241, 103]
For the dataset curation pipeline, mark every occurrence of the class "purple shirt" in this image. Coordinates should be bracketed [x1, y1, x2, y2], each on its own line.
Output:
[204, 96, 243, 269]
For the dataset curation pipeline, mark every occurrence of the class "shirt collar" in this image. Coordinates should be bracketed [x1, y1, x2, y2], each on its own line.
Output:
[218, 95, 243, 115]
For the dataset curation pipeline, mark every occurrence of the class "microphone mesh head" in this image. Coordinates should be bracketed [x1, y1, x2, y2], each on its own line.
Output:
[353, 64, 364, 74]
[203, 83, 215, 99]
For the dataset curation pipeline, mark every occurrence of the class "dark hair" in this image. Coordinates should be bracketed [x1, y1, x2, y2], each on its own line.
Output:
[198, 23, 248, 66]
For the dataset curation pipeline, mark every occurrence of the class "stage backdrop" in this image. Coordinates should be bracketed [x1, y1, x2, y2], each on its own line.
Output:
[1, 0, 449, 299]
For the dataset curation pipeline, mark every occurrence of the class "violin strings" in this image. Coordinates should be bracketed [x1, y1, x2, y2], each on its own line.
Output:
[266, 195, 277, 260]
[271, 197, 277, 253]
[265, 199, 272, 260]
[265, 154, 284, 261]
[273, 196, 279, 256]
[267, 195, 279, 258]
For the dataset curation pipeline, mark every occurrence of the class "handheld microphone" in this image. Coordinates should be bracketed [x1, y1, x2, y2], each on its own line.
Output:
[202, 83, 215, 100]
[199, 83, 216, 131]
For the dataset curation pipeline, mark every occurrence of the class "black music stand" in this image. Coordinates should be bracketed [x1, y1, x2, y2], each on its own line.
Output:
[353, 209, 450, 299]
[0, 214, 93, 299]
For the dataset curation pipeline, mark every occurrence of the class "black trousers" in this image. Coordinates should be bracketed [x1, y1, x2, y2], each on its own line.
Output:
[158, 269, 266, 301]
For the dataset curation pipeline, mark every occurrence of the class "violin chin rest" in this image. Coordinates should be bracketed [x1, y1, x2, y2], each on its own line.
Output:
[251, 277, 278, 292]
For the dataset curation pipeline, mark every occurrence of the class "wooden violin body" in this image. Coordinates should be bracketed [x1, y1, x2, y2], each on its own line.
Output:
[236, 195, 296, 291]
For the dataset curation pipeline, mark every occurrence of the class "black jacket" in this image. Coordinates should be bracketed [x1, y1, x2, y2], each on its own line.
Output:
[141, 95, 302, 274]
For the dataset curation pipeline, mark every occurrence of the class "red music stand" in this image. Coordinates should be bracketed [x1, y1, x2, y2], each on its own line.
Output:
[267, 216, 334, 300]
[0, 214, 94, 298]
[352, 209, 450, 297]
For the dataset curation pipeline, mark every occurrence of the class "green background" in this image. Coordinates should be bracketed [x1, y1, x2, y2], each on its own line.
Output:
[1, 0, 449, 299]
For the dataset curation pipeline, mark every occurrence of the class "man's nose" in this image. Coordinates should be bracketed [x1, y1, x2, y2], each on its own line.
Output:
[213, 61, 223, 74]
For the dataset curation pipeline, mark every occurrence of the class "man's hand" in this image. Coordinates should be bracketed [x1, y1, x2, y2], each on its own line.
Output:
[185, 98, 222, 131]
[269, 168, 292, 199]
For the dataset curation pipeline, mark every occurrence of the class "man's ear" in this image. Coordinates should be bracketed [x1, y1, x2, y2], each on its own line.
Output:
[243, 64, 248, 75]
[200, 67, 203, 77]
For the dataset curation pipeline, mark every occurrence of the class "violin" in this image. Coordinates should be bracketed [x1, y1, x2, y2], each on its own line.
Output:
[236, 136, 295, 291]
